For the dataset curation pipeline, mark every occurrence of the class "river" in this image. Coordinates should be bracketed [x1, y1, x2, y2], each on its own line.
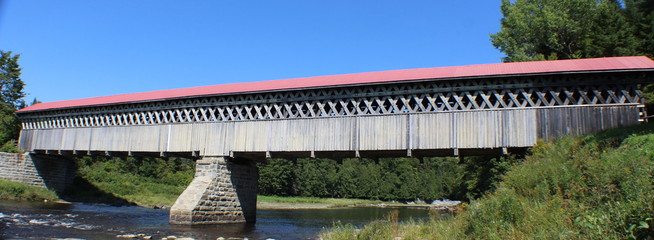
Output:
[0, 200, 439, 239]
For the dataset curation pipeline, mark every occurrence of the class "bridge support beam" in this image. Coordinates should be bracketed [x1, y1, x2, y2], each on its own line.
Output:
[169, 156, 258, 225]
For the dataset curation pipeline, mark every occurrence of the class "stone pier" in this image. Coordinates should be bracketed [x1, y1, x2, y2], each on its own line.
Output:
[169, 156, 258, 224]
[0, 152, 75, 193]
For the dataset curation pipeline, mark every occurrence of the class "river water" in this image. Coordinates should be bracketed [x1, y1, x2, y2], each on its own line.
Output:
[0, 200, 437, 240]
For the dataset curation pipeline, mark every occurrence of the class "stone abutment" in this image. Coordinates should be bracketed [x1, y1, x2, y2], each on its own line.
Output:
[0, 152, 75, 193]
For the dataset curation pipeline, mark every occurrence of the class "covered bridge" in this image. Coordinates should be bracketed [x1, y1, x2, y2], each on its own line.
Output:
[13, 56, 654, 224]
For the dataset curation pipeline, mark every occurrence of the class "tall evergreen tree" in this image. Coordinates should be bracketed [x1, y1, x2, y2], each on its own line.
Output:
[0, 51, 26, 146]
[0, 51, 25, 109]
[585, 0, 641, 57]
[624, 0, 654, 58]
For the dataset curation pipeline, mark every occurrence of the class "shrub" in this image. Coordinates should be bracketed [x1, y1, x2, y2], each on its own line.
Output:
[322, 122, 654, 239]
[0, 180, 58, 201]
[0, 140, 23, 153]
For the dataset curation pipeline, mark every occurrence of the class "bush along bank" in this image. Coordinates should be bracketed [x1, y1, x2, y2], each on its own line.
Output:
[321, 122, 654, 239]
[0, 179, 58, 201]
[64, 156, 195, 208]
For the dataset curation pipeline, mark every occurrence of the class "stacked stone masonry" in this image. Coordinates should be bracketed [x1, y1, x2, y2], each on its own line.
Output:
[0, 152, 74, 193]
[170, 156, 257, 224]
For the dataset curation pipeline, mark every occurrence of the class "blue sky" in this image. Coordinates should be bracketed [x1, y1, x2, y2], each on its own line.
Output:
[0, 1, 505, 103]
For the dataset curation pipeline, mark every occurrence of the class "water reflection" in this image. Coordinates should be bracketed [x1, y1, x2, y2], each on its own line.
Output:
[0, 200, 437, 239]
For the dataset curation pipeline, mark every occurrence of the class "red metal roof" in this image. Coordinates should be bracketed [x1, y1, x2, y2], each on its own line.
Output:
[17, 56, 654, 113]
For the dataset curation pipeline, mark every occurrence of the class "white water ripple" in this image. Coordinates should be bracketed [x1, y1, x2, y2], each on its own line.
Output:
[0, 211, 97, 230]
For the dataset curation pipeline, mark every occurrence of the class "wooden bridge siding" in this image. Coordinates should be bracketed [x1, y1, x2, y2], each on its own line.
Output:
[104, 125, 166, 152]
[453, 111, 507, 149]
[168, 124, 203, 153]
[409, 109, 537, 149]
[307, 118, 357, 151]
[18, 105, 639, 155]
[409, 113, 452, 149]
[536, 105, 639, 140]
[30, 129, 62, 151]
[358, 115, 407, 151]
[502, 109, 538, 147]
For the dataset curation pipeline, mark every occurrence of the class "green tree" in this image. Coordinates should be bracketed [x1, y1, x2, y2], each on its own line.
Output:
[491, 0, 641, 62]
[0, 51, 25, 146]
[29, 98, 41, 106]
[585, 0, 642, 58]
[334, 158, 361, 198]
[353, 159, 384, 199]
[0, 51, 25, 109]
[391, 158, 421, 200]
[257, 158, 296, 196]
[462, 156, 521, 200]
[377, 159, 402, 200]
[419, 157, 465, 200]
[0, 103, 21, 145]
[294, 158, 339, 197]
[624, 0, 654, 58]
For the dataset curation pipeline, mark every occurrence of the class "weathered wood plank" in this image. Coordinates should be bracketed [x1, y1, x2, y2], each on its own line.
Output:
[19, 105, 642, 156]
[536, 106, 639, 140]
[358, 115, 407, 151]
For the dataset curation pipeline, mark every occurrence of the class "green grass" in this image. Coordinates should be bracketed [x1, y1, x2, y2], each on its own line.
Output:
[0, 179, 58, 201]
[76, 173, 188, 207]
[321, 122, 654, 239]
[257, 195, 384, 209]
[72, 165, 191, 207]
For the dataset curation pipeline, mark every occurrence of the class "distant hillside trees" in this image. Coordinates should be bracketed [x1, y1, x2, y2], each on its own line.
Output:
[257, 156, 518, 201]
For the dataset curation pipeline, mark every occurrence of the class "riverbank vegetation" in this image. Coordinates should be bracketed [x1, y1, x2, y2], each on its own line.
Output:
[0, 179, 58, 201]
[63, 146, 517, 208]
[65, 156, 195, 207]
[321, 122, 654, 239]
[68, 154, 504, 208]
[258, 155, 518, 202]
[257, 195, 383, 209]
[65, 155, 392, 209]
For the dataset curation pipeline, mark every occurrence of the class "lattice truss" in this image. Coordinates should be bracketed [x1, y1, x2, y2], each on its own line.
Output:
[19, 73, 647, 129]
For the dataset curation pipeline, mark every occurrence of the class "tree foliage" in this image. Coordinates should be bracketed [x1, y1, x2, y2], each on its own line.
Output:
[0, 103, 22, 146]
[257, 156, 516, 201]
[0, 51, 25, 147]
[75, 156, 195, 186]
[0, 51, 25, 109]
[624, 0, 654, 58]
[257, 158, 296, 196]
[491, 0, 651, 62]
